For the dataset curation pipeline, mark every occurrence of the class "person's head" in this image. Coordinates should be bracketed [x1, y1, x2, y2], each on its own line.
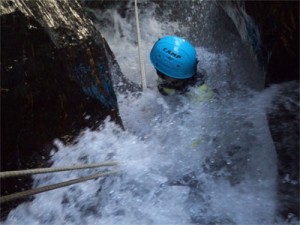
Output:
[150, 36, 198, 91]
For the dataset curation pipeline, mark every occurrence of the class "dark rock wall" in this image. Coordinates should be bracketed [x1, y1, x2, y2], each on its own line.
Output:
[244, 1, 299, 86]
[217, 1, 299, 86]
[243, 2, 299, 220]
[0, 0, 134, 219]
[267, 82, 299, 219]
[218, 0, 299, 220]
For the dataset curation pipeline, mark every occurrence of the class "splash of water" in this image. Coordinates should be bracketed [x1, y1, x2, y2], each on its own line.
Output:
[2, 1, 298, 225]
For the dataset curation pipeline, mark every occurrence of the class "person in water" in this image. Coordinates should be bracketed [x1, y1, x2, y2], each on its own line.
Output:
[150, 35, 213, 100]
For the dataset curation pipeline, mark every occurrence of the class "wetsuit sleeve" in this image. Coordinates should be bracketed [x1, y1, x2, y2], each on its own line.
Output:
[189, 83, 214, 102]
[158, 84, 176, 96]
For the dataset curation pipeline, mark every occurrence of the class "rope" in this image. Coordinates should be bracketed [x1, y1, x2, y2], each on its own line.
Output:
[134, 0, 147, 90]
[0, 161, 118, 178]
[0, 170, 119, 204]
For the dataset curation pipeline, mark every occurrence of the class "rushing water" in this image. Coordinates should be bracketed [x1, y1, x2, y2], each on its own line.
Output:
[2, 1, 298, 225]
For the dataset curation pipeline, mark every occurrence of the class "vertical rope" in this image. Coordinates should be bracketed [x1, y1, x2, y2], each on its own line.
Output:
[134, 0, 147, 90]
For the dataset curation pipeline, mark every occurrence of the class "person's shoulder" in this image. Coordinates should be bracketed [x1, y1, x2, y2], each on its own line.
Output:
[187, 68, 215, 102]
[188, 83, 214, 102]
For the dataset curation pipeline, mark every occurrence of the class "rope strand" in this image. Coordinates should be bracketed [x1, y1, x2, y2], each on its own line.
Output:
[0, 161, 118, 178]
[134, 0, 147, 90]
[0, 171, 119, 204]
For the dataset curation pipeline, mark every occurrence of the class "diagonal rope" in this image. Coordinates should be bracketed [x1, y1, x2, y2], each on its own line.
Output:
[0, 170, 119, 204]
[0, 161, 118, 178]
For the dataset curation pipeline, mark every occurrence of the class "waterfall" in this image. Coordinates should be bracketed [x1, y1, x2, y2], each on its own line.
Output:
[2, 1, 298, 224]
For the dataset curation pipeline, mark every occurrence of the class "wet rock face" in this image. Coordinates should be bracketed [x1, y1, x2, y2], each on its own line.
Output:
[217, 1, 299, 86]
[244, 1, 299, 86]
[218, 1, 299, 220]
[268, 82, 299, 218]
[243, 2, 299, 220]
[1, 3, 126, 219]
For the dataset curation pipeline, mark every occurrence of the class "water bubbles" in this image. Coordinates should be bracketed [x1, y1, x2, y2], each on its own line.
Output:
[283, 174, 292, 183]
[226, 160, 232, 165]
[84, 115, 91, 120]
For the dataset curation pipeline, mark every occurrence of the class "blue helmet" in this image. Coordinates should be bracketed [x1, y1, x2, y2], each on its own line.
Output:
[150, 36, 198, 79]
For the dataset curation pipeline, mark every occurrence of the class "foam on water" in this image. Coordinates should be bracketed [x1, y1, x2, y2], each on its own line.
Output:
[3, 84, 288, 225]
[2, 1, 297, 225]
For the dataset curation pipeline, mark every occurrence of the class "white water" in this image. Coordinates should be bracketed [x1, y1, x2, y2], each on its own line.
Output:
[2, 1, 297, 225]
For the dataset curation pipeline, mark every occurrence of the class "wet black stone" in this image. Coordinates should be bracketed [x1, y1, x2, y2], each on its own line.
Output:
[244, 1, 299, 86]
[218, 1, 299, 220]
[267, 82, 299, 219]
[243, 2, 299, 219]
[1, 9, 122, 219]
